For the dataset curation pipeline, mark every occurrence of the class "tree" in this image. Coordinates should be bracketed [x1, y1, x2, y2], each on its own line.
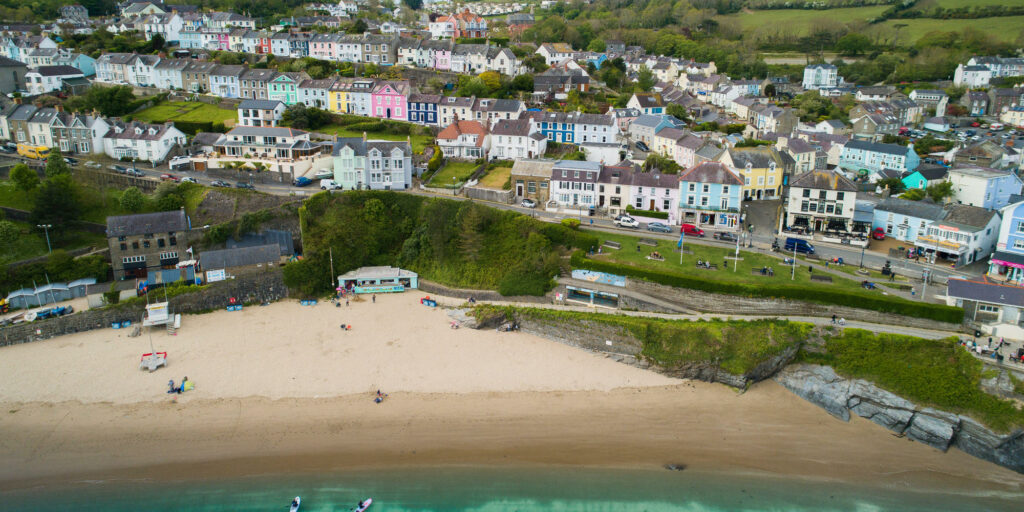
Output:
[77, 85, 136, 117]
[835, 33, 871, 56]
[764, 83, 777, 98]
[30, 174, 80, 236]
[0, 220, 17, 248]
[282, 103, 333, 130]
[586, 38, 605, 52]
[900, 188, 927, 201]
[402, 0, 423, 10]
[119, 186, 146, 212]
[665, 103, 690, 123]
[149, 33, 165, 52]
[348, 18, 368, 34]
[927, 181, 954, 203]
[636, 66, 655, 92]
[511, 74, 533, 92]
[876, 177, 907, 194]
[9, 163, 39, 192]
[44, 150, 71, 178]
[457, 77, 489, 97]
[478, 71, 502, 92]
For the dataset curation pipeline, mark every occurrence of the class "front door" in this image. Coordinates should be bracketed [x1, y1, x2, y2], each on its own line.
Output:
[572, 193, 578, 205]
[649, 199, 655, 210]
[516, 184, 523, 196]
[814, 219, 823, 231]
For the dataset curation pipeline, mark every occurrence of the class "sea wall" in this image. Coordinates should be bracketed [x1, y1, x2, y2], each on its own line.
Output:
[775, 364, 1024, 474]
[629, 280, 959, 331]
[0, 269, 287, 347]
[416, 279, 551, 305]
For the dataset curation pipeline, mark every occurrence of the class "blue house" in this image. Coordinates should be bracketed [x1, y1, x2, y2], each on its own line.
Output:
[67, 53, 96, 76]
[872, 196, 946, 243]
[407, 93, 439, 126]
[901, 164, 948, 191]
[677, 161, 744, 232]
[586, 53, 607, 70]
[839, 140, 920, 176]
[947, 166, 1023, 211]
[990, 199, 1024, 284]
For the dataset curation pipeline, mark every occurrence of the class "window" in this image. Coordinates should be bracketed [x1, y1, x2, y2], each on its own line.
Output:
[663, 199, 670, 210]
[802, 189, 810, 198]
[1014, 240, 1024, 250]
[122, 255, 145, 264]
[688, 183, 695, 192]
[721, 197, 729, 210]
[120, 243, 127, 251]
[744, 177, 750, 185]
[157, 239, 165, 248]
[836, 192, 845, 201]
[687, 196, 695, 205]
[702, 184, 709, 193]
[132, 241, 139, 250]
[978, 304, 999, 313]
[701, 196, 709, 206]
[635, 197, 642, 208]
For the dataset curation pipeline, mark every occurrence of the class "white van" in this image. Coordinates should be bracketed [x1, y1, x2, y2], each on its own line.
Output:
[320, 179, 343, 190]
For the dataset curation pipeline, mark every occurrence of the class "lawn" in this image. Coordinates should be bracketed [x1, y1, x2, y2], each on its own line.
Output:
[133, 101, 236, 124]
[477, 166, 511, 189]
[718, 6, 891, 34]
[428, 161, 480, 188]
[317, 125, 434, 154]
[933, 0, 1024, 7]
[0, 220, 106, 265]
[588, 230, 868, 292]
[880, 16, 1024, 44]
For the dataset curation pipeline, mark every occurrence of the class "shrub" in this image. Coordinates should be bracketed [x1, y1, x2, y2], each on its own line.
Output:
[561, 218, 581, 229]
[625, 205, 669, 219]
[570, 251, 964, 323]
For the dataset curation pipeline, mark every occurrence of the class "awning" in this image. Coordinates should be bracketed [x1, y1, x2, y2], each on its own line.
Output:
[991, 250, 1024, 270]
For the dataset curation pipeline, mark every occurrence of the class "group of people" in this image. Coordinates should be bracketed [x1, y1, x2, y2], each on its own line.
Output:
[374, 390, 388, 404]
[759, 266, 775, 276]
[695, 259, 715, 269]
[831, 315, 846, 326]
[166, 377, 191, 394]
[648, 251, 663, 260]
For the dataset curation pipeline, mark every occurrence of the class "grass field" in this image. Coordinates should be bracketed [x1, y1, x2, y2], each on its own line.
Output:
[428, 161, 479, 188]
[477, 166, 511, 189]
[133, 101, 236, 124]
[317, 125, 433, 154]
[932, 0, 1024, 7]
[719, 6, 891, 34]
[589, 231, 868, 292]
[880, 16, 1024, 44]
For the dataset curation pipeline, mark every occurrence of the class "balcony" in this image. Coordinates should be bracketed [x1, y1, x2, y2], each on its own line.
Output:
[680, 203, 739, 213]
[916, 234, 967, 252]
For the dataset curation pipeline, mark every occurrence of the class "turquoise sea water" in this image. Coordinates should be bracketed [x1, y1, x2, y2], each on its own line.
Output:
[1, 466, 1020, 512]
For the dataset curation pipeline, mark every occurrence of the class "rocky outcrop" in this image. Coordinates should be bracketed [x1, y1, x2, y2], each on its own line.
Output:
[775, 364, 1024, 474]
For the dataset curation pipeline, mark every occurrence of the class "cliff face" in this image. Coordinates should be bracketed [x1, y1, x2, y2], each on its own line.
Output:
[775, 364, 1024, 474]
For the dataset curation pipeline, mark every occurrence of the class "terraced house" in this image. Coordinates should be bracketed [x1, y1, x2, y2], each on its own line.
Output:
[331, 136, 414, 190]
[240, 68, 277, 100]
[268, 72, 309, 105]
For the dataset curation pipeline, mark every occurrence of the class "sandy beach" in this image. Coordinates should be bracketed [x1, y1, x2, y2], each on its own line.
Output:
[1, 293, 1022, 493]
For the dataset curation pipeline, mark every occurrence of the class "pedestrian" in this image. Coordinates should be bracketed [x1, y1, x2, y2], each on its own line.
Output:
[832, 314, 837, 325]
[825, 261, 829, 269]
[346, 298, 349, 307]
[889, 271, 896, 282]
[372, 294, 376, 303]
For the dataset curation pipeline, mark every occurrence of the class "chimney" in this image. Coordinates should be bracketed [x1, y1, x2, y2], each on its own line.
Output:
[13, 97, 22, 105]
[55, 104, 64, 113]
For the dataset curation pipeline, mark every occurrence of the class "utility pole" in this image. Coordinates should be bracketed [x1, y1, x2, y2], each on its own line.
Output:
[791, 243, 797, 280]
[329, 246, 335, 290]
[859, 244, 865, 268]
[921, 269, 929, 302]
[36, 224, 52, 254]
[734, 235, 739, 272]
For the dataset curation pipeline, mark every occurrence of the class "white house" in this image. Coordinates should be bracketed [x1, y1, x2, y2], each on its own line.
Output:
[550, 160, 601, 209]
[25, 65, 84, 95]
[331, 137, 414, 191]
[954, 63, 992, 88]
[916, 204, 1000, 266]
[802, 63, 838, 91]
[947, 166, 1024, 211]
[102, 120, 187, 163]
[437, 119, 489, 159]
[785, 169, 859, 233]
[489, 118, 547, 160]
[237, 99, 286, 127]
[536, 43, 574, 66]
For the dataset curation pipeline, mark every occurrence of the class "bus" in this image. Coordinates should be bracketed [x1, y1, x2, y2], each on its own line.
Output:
[16, 144, 50, 160]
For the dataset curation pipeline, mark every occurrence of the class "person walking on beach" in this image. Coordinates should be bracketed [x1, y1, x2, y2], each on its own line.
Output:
[346, 298, 349, 307]
[372, 294, 376, 303]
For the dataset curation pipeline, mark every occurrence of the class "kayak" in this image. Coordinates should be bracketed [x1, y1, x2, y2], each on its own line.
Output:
[355, 498, 373, 511]
[290, 496, 301, 512]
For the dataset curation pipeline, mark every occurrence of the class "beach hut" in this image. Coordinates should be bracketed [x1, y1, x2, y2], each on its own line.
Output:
[68, 277, 97, 298]
[337, 266, 418, 294]
[5, 288, 39, 310]
[34, 283, 72, 305]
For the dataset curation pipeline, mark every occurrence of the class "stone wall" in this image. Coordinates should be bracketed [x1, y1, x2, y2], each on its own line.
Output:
[417, 279, 551, 304]
[629, 280, 960, 331]
[73, 167, 161, 193]
[0, 269, 287, 347]
[775, 364, 1024, 474]
[464, 186, 513, 204]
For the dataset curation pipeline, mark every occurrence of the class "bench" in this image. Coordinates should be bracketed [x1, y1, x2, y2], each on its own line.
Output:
[646, 256, 665, 262]
[751, 269, 775, 276]
[638, 238, 658, 247]
[603, 241, 621, 250]
[810, 274, 833, 283]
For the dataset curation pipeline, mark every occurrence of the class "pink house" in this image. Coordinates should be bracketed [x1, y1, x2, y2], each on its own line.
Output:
[371, 80, 410, 121]
[424, 40, 452, 71]
[216, 32, 230, 51]
[674, 134, 703, 169]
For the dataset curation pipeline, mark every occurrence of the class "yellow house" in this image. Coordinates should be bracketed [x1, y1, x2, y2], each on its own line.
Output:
[718, 147, 785, 200]
[329, 82, 349, 114]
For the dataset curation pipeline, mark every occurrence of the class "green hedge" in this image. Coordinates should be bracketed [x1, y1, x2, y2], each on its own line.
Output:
[625, 205, 669, 220]
[569, 251, 964, 323]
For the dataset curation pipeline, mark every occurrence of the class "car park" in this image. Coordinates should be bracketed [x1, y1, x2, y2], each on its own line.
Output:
[236, 182, 255, 190]
[681, 224, 705, 237]
[210, 180, 230, 187]
[521, 198, 536, 208]
[713, 232, 737, 242]
[293, 176, 313, 187]
[646, 221, 672, 233]
[613, 214, 640, 228]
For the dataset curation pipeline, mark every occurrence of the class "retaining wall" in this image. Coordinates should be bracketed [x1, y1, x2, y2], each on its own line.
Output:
[416, 279, 551, 304]
[0, 269, 287, 347]
[464, 186, 512, 204]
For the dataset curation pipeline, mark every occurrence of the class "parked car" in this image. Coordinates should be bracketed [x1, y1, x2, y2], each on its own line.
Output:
[293, 176, 313, 187]
[110, 164, 128, 174]
[85, 161, 102, 168]
[0, 146, 14, 153]
[784, 237, 815, 254]
[168, 155, 191, 171]
[614, 214, 640, 228]
[521, 198, 536, 208]
[646, 221, 672, 233]
[64, 157, 78, 166]
[713, 232, 738, 242]
[872, 227, 886, 240]
[210, 180, 230, 187]
[680, 224, 705, 237]
[236, 182, 255, 190]
[126, 168, 144, 177]
[314, 169, 334, 179]
[180, 177, 198, 183]
[160, 173, 179, 182]
[319, 179, 342, 190]
[635, 141, 650, 152]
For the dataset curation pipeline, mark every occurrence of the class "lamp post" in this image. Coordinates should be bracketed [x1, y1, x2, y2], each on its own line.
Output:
[36, 224, 52, 254]
[859, 244, 866, 268]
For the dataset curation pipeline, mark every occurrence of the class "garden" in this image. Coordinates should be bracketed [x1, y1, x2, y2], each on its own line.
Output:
[427, 161, 480, 189]
[131, 101, 236, 134]
[476, 162, 513, 190]
[317, 114, 434, 154]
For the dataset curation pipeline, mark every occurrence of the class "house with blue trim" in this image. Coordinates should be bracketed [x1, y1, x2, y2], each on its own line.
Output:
[872, 196, 946, 243]
[407, 93, 439, 126]
[990, 199, 1024, 285]
[839, 139, 920, 177]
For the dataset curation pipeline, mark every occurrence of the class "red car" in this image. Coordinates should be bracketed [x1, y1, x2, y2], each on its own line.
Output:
[160, 173, 179, 182]
[872, 227, 886, 240]
[681, 224, 705, 237]
[971, 121, 981, 127]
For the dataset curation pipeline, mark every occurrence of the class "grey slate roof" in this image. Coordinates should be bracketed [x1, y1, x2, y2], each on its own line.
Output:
[844, 139, 909, 156]
[107, 210, 187, 238]
[914, 164, 948, 180]
[729, 147, 781, 168]
[0, 55, 27, 67]
[947, 278, 1024, 307]
[874, 197, 945, 221]
[679, 162, 742, 185]
[940, 203, 996, 231]
[238, 99, 284, 110]
[34, 65, 82, 76]
[331, 137, 411, 157]
[201, 244, 280, 270]
[790, 169, 858, 191]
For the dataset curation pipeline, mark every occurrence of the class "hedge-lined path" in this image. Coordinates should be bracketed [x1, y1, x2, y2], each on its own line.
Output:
[434, 295, 961, 341]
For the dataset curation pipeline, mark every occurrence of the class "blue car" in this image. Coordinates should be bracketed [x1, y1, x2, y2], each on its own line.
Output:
[646, 222, 672, 233]
[293, 177, 313, 187]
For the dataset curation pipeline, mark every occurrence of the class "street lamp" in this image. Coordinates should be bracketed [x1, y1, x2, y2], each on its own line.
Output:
[859, 244, 865, 268]
[36, 224, 52, 254]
